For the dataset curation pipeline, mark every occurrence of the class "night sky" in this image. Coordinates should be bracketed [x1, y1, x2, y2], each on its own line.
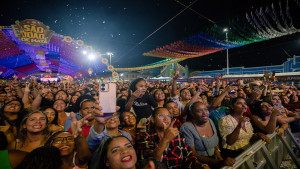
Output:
[1, 0, 299, 72]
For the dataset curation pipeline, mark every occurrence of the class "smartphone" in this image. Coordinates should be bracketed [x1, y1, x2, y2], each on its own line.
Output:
[99, 83, 116, 114]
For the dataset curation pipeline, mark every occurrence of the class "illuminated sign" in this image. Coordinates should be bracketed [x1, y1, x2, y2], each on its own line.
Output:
[11, 19, 54, 46]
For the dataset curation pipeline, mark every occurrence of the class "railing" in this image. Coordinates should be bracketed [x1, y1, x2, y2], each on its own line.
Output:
[221, 129, 300, 169]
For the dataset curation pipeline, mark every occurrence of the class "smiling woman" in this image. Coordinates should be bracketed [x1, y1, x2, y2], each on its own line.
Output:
[6, 111, 50, 152]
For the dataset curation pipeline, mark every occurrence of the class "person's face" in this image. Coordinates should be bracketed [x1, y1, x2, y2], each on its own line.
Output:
[4, 101, 21, 113]
[192, 103, 209, 123]
[106, 113, 120, 129]
[232, 98, 247, 114]
[11, 90, 17, 96]
[71, 95, 79, 104]
[68, 88, 74, 94]
[207, 91, 213, 97]
[51, 132, 75, 157]
[0, 93, 7, 103]
[165, 102, 180, 117]
[281, 96, 290, 104]
[181, 89, 191, 101]
[237, 90, 247, 99]
[154, 108, 172, 129]
[44, 108, 55, 124]
[106, 137, 137, 169]
[260, 102, 273, 116]
[53, 88, 58, 93]
[55, 91, 67, 101]
[74, 92, 81, 97]
[154, 90, 165, 101]
[135, 81, 147, 95]
[80, 101, 95, 121]
[271, 95, 281, 104]
[24, 112, 47, 133]
[122, 112, 136, 127]
[53, 100, 66, 112]
[244, 88, 251, 95]
[121, 90, 128, 96]
[45, 92, 54, 101]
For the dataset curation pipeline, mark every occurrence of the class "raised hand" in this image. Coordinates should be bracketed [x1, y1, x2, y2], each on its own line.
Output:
[24, 84, 31, 93]
[92, 101, 106, 124]
[172, 69, 179, 80]
[131, 89, 143, 99]
[256, 133, 271, 144]
[70, 112, 91, 138]
[238, 116, 249, 129]
[162, 119, 179, 143]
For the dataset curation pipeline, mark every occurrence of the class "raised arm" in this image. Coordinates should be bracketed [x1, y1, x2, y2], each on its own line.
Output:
[22, 84, 31, 105]
[251, 109, 280, 134]
[171, 70, 179, 97]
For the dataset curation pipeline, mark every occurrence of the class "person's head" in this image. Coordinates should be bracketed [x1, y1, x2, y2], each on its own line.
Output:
[79, 99, 96, 121]
[120, 111, 136, 127]
[46, 131, 75, 157]
[53, 99, 67, 112]
[180, 88, 191, 101]
[55, 90, 69, 101]
[3, 99, 23, 114]
[0, 90, 7, 103]
[271, 95, 281, 104]
[73, 91, 82, 97]
[19, 111, 49, 142]
[229, 97, 247, 115]
[151, 107, 172, 130]
[164, 101, 180, 117]
[237, 89, 247, 99]
[15, 146, 62, 169]
[153, 89, 165, 102]
[44, 92, 54, 101]
[129, 78, 147, 97]
[70, 95, 79, 104]
[99, 135, 137, 169]
[43, 107, 58, 125]
[280, 95, 290, 105]
[244, 86, 252, 95]
[106, 113, 120, 129]
[187, 102, 209, 124]
[52, 87, 59, 94]
[120, 88, 128, 96]
[253, 101, 273, 120]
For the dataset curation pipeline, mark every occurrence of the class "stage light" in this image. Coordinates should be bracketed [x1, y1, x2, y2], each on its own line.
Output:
[223, 28, 228, 32]
[88, 54, 95, 60]
[82, 50, 87, 55]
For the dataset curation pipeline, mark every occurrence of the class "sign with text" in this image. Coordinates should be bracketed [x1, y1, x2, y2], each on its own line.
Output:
[12, 19, 54, 46]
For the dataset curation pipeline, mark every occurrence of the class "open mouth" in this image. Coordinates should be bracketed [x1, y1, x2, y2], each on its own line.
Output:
[32, 125, 42, 129]
[59, 145, 70, 151]
[121, 155, 132, 162]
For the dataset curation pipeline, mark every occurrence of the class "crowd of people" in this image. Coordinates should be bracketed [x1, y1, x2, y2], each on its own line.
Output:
[0, 70, 300, 169]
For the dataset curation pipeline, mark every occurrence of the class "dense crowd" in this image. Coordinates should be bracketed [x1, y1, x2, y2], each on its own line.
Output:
[0, 70, 299, 169]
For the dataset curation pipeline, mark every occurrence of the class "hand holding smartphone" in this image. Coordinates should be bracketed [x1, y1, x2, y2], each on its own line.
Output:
[99, 83, 116, 114]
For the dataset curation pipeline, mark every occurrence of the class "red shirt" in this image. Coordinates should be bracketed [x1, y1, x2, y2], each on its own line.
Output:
[68, 125, 92, 139]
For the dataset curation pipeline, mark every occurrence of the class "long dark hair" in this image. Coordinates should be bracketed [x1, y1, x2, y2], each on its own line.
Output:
[15, 146, 62, 169]
[128, 78, 147, 99]
[89, 135, 134, 169]
[18, 111, 50, 148]
[42, 107, 59, 125]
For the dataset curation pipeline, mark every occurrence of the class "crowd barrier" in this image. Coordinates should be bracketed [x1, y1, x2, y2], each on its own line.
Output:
[221, 128, 300, 169]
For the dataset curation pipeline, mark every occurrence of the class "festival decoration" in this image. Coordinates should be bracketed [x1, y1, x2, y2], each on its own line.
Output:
[64, 36, 73, 43]
[107, 65, 114, 71]
[85, 46, 93, 52]
[102, 58, 108, 64]
[112, 72, 118, 78]
[143, 0, 300, 59]
[11, 19, 54, 46]
[76, 40, 84, 46]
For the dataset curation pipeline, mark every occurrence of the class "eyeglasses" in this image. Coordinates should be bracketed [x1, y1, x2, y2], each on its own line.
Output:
[7, 103, 21, 107]
[123, 114, 135, 120]
[52, 136, 74, 144]
[157, 114, 172, 120]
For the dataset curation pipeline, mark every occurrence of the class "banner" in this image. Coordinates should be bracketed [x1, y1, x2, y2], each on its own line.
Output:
[11, 19, 54, 46]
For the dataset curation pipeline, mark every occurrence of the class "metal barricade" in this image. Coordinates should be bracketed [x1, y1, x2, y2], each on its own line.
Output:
[221, 129, 300, 169]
